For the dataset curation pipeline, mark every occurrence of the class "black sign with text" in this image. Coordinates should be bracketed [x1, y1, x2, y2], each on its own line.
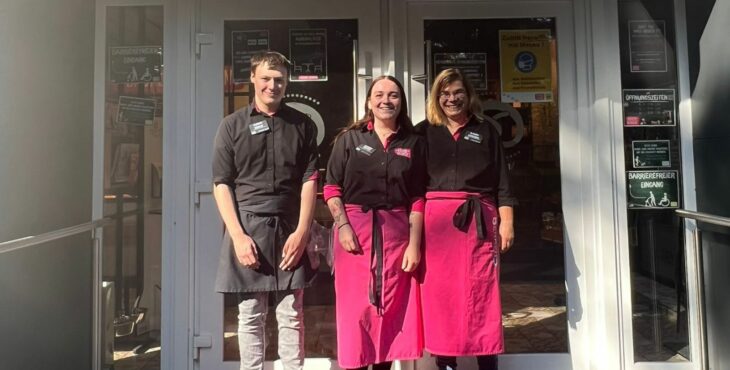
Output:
[110, 46, 162, 83]
[116, 96, 157, 125]
[627, 170, 679, 209]
[433, 53, 487, 90]
[623, 89, 675, 126]
[232, 30, 270, 83]
[289, 29, 328, 81]
[632, 140, 671, 168]
[628, 20, 667, 73]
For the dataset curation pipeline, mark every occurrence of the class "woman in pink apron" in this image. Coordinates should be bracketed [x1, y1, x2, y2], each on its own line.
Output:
[324, 75, 427, 370]
[414, 68, 516, 370]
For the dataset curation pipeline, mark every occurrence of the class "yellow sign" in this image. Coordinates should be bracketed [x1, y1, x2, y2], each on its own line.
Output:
[499, 29, 553, 102]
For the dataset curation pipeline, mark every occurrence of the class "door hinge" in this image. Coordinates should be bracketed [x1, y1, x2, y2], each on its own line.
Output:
[192, 334, 212, 360]
[194, 180, 213, 205]
[195, 33, 214, 57]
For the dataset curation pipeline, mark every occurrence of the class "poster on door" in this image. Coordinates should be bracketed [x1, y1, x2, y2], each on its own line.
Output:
[623, 89, 675, 127]
[632, 140, 671, 168]
[289, 29, 328, 81]
[116, 96, 157, 125]
[232, 30, 270, 83]
[627, 170, 679, 209]
[109, 46, 163, 83]
[628, 20, 667, 73]
[433, 53, 487, 91]
[499, 29, 553, 103]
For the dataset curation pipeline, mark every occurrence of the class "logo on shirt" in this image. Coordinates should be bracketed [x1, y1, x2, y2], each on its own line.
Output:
[355, 144, 376, 156]
[249, 120, 270, 135]
[393, 148, 411, 159]
[463, 131, 483, 144]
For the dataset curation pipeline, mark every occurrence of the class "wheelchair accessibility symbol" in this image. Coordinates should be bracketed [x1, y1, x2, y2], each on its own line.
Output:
[515, 51, 537, 73]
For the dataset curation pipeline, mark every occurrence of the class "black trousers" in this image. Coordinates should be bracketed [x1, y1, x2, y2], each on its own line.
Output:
[436, 355, 498, 370]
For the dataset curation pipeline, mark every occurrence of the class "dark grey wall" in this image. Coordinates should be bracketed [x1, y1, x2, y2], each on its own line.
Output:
[0, 237, 93, 370]
[0, 0, 95, 369]
[686, 0, 730, 369]
[688, 0, 730, 218]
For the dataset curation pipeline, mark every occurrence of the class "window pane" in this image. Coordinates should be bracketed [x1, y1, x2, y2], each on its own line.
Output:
[617, 0, 690, 362]
[103, 6, 163, 370]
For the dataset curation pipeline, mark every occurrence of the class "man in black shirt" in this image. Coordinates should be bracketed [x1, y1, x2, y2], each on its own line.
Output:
[212, 51, 318, 370]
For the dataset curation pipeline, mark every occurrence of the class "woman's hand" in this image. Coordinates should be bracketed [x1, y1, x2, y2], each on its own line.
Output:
[498, 206, 514, 253]
[499, 220, 514, 253]
[338, 224, 362, 254]
[401, 243, 421, 272]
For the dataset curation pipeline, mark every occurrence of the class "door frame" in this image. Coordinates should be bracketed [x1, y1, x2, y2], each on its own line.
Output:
[390, 1, 704, 370]
[92, 2, 184, 370]
[395, 1, 579, 369]
[615, 0, 702, 369]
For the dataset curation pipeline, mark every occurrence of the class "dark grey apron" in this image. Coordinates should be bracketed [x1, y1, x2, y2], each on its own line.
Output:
[214, 197, 317, 293]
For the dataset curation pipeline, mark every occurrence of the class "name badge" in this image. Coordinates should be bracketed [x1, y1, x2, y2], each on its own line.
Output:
[249, 120, 270, 135]
[463, 131, 483, 144]
[355, 144, 376, 156]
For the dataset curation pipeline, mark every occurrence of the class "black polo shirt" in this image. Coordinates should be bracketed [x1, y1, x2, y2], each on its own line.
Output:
[325, 124, 427, 209]
[415, 116, 516, 207]
[212, 103, 318, 210]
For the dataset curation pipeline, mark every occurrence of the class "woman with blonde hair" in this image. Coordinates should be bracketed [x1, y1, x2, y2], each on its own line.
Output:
[324, 75, 427, 370]
[415, 68, 516, 370]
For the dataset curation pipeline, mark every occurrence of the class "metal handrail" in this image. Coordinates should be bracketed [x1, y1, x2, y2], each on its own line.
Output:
[0, 218, 113, 255]
[676, 209, 730, 228]
[675, 209, 729, 370]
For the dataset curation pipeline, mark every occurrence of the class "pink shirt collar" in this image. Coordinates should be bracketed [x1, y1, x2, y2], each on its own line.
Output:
[367, 121, 400, 150]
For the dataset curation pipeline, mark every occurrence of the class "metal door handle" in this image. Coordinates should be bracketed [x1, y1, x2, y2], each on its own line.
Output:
[195, 33, 214, 57]
[192, 334, 212, 360]
[353, 40, 360, 120]
[194, 180, 213, 205]
[353, 40, 374, 120]
[425, 40, 433, 93]
[411, 74, 427, 82]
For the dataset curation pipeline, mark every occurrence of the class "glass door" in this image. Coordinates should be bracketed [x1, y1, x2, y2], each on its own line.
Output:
[404, 2, 579, 369]
[193, 1, 382, 369]
[98, 5, 164, 370]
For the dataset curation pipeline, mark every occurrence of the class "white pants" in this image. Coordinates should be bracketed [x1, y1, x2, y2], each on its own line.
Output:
[237, 289, 304, 370]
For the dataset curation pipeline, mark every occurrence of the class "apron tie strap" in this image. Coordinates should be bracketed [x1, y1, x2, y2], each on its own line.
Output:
[453, 195, 487, 241]
[361, 204, 392, 316]
[265, 215, 293, 290]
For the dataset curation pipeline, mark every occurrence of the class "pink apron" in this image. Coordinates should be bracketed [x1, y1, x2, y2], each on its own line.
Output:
[334, 205, 423, 368]
[421, 191, 503, 356]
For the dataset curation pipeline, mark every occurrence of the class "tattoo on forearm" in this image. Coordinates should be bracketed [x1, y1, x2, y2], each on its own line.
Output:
[328, 198, 346, 226]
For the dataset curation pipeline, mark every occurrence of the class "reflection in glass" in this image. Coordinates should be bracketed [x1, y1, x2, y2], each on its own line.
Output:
[102, 5, 163, 370]
[629, 213, 689, 361]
